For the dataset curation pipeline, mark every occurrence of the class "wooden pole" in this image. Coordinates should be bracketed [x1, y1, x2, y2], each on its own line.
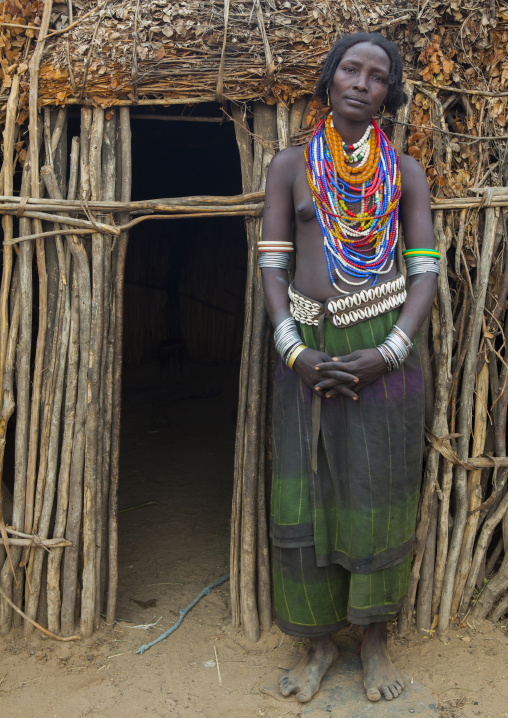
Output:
[0, 75, 20, 402]
[399, 211, 453, 634]
[25, 108, 70, 633]
[106, 106, 132, 627]
[0, 162, 33, 635]
[451, 362, 490, 615]
[81, 106, 105, 637]
[41, 121, 92, 635]
[96, 109, 117, 627]
[0, 74, 20, 586]
[237, 101, 277, 641]
[46, 138, 80, 634]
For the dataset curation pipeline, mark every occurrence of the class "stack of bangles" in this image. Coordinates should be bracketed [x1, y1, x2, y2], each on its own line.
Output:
[258, 239, 294, 269]
[274, 317, 307, 369]
[274, 317, 413, 373]
[376, 324, 413, 371]
[403, 248, 441, 276]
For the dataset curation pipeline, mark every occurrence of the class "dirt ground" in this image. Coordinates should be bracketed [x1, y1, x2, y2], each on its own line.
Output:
[1, 361, 507, 718]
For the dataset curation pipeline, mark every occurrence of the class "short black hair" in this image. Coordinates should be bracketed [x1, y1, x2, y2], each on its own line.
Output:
[315, 32, 408, 114]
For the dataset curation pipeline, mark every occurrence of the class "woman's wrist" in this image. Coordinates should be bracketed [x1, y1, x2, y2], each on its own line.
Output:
[287, 344, 307, 370]
[274, 316, 304, 365]
[376, 325, 413, 371]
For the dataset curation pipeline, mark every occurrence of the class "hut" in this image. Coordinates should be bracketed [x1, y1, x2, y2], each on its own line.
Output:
[0, 0, 508, 642]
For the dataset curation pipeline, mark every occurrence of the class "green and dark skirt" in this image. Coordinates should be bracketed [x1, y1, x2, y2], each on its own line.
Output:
[271, 308, 424, 636]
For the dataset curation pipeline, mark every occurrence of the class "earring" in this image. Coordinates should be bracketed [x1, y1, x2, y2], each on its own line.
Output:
[378, 104, 386, 117]
[326, 88, 331, 106]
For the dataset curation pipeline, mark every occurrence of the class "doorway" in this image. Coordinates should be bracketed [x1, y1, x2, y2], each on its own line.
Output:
[116, 105, 246, 622]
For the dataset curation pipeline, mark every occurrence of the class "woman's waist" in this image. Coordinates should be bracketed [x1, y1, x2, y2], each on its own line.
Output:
[290, 273, 407, 329]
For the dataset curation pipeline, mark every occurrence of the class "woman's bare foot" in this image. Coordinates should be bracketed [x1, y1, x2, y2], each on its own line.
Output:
[361, 622, 405, 701]
[279, 634, 339, 703]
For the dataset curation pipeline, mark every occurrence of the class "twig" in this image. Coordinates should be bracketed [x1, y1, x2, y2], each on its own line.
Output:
[136, 574, 230, 654]
[371, 12, 411, 31]
[388, 117, 508, 143]
[0, 587, 80, 640]
[0, 22, 40, 31]
[44, 6, 100, 40]
[214, 645, 222, 685]
[409, 79, 508, 98]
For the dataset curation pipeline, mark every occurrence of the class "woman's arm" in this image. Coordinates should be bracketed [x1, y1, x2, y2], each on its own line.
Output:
[260, 149, 296, 328]
[390, 153, 437, 341]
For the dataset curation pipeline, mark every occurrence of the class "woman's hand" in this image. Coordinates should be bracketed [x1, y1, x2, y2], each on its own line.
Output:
[314, 348, 388, 397]
[293, 348, 360, 400]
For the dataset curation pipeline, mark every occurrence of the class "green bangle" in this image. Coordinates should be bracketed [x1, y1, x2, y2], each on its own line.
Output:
[402, 249, 440, 259]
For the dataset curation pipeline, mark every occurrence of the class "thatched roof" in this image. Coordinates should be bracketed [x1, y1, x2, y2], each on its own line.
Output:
[1, 1, 507, 108]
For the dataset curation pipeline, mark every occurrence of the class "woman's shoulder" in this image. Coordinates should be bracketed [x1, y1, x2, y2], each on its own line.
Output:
[266, 145, 306, 187]
[398, 152, 428, 182]
[269, 145, 305, 171]
[398, 152, 431, 198]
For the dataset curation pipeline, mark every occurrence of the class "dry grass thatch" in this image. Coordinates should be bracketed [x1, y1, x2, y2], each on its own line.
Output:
[0, 1, 506, 109]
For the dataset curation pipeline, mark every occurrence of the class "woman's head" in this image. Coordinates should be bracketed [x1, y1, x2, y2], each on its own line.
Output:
[315, 32, 407, 114]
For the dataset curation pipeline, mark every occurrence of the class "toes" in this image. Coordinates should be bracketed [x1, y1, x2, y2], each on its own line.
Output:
[388, 683, 401, 698]
[396, 677, 405, 690]
[296, 690, 313, 703]
[279, 676, 294, 696]
[381, 685, 393, 700]
[366, 687, 382, 702]
[280, 682, 294, 697]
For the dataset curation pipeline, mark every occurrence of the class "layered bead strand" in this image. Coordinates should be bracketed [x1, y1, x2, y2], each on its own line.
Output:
[305, 115, 401, 293]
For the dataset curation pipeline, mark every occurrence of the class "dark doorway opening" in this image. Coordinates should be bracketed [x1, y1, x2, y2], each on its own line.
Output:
[116, 105, 246, 623]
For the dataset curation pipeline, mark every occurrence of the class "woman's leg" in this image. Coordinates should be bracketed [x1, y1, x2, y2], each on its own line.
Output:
[273, 545, 348, 702]
[361, 620, 405, 701]
[347, 558, 411, 701]
[280, 633, 339, 702]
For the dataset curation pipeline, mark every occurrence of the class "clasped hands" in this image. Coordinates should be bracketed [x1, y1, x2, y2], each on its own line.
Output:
[292, 347, 387, 400]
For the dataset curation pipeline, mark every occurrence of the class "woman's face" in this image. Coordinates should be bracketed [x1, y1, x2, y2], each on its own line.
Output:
[330, 42, 390, 122]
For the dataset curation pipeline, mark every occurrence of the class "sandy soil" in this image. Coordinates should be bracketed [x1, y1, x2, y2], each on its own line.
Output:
[1, 362, 507, 718]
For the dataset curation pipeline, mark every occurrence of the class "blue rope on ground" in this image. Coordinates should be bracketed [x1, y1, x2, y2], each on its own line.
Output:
[136, 573, 230, 655]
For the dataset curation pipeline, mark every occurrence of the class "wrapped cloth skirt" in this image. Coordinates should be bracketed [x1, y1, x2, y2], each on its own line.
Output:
[271, 307, 425, 636]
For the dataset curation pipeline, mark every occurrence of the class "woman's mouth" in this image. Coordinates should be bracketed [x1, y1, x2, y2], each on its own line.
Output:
[344, 96, 368, 106]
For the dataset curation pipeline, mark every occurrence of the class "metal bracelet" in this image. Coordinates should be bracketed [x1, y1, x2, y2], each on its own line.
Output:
[376, 326, 413, 371]
[258, 252, 291, 269]
[274, 317, 303, 363]
[405, 256, 440, 277]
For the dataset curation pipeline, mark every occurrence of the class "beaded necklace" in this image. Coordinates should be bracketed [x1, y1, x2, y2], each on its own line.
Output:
[305, 114, 401, 293]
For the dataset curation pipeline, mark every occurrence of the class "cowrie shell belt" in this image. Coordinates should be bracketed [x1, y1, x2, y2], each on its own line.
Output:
[289, 274, 407, 328]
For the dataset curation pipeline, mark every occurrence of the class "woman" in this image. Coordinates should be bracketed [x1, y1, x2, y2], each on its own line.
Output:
[259, 33, 437, 704]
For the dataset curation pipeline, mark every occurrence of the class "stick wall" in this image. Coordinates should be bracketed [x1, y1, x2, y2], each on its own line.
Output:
[0, 102, 130, 638]
[0, 92, 507, 641]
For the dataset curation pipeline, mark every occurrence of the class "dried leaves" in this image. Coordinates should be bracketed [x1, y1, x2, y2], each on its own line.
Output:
[2, 0, 508, 200]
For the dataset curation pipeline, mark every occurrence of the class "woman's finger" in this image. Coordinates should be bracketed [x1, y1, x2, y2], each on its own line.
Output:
[316, 360, 360, 374]
[314, 378, 341, 392]
[315, 368, 359, 383]
[324, 385, 359, 400]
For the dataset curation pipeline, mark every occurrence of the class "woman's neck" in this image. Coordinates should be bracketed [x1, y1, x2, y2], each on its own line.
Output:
[331, 111, 373, 146]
